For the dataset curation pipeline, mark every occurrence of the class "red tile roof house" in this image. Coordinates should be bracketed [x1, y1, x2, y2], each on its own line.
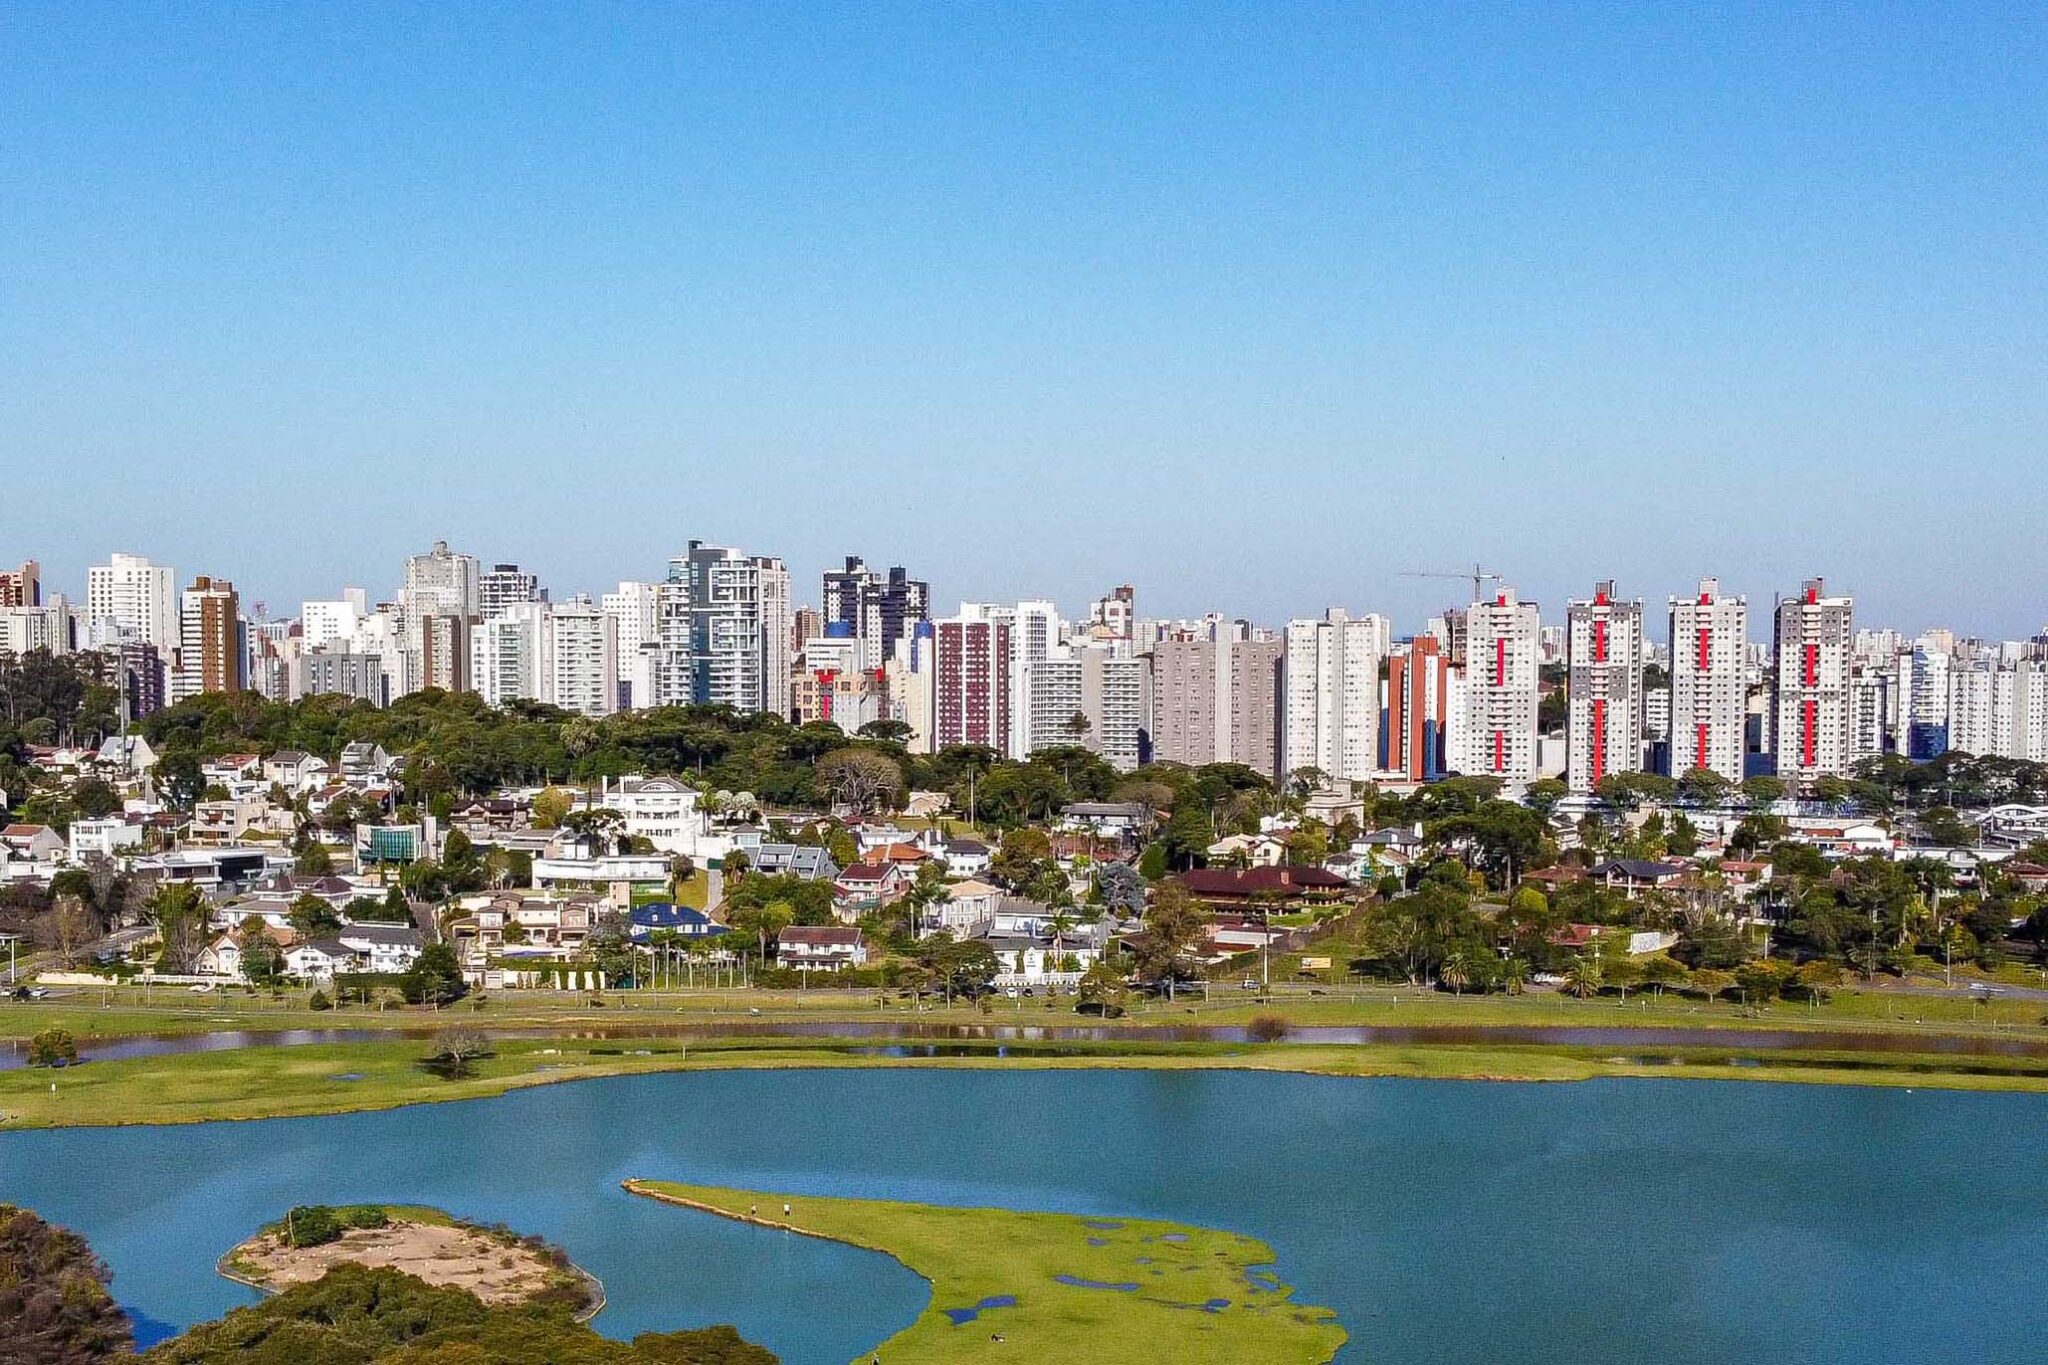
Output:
[832, 862, 906, 919]
[776, 925, 869, 973]
[1177, 866, 1351, 908]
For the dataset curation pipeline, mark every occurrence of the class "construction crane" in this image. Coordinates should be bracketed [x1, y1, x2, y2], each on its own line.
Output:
[1400, 565, 1504, 604]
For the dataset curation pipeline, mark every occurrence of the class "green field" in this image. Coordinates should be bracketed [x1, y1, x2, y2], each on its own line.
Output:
[7, 974, 2045, 1046]
[9, 1026, 2048, 1131]
[625, 1180, 1346, 1365]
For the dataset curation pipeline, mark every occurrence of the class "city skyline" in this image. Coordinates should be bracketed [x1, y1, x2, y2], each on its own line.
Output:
[8, 540, 2044, 650]
[6, 5, 2045, 634]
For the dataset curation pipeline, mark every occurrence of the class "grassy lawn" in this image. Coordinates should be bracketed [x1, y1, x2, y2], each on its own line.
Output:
[7, 976, 2048, 1053]
[625, 1180, 1346, 1365]
[11, 1027, 2048, 1131]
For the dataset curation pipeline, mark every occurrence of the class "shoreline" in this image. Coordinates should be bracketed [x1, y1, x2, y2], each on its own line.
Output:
[8, 1030, 2048, 1132]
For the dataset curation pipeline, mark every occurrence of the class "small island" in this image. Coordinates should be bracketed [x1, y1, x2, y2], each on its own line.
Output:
[625, 1179, 1346, 1364]
[219, 1203, 602, 1321]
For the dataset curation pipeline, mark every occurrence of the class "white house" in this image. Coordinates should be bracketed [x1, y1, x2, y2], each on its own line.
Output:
[938, 839, 993, 878]
[336, 923, 426, 973]
[600, 775, 706, 853]
[776, 925, 868, 972]
[69, 816, 146, 861]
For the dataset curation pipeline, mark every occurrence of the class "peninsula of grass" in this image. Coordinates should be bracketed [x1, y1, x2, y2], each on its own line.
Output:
[625, 1179, 1346, 1364]
[220, 1202, 602, 1320]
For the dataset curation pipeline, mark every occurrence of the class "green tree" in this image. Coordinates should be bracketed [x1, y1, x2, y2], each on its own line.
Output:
[1130, 881, 1209, 997]
[399, 942, 467, 1007]
[26, 1027, 79, 1067]
[1563, 954, 1604, 999]
[0, 1203, 133, 1364]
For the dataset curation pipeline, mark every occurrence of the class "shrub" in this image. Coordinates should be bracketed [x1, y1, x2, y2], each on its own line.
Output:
[342, 1205, 388, 1230]
[307, 989, 333, 1011]
[26, 1027, 79, 1067]
[1246, 1013, 1289, 1043]
[284, 1205, 343, 1248]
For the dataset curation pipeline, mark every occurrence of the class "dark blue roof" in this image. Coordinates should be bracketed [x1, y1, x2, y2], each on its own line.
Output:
[629, 903, 723, 932]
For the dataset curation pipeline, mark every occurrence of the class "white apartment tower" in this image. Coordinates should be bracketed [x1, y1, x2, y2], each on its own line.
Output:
[1772, 578, 1855, 782]
[1565, 581, 1645, 792]
[600, 581, 661, 711]
[1459, 587, 1541, 782]
[87, 553, 179, 648]
[1021, 643, 1148, 771]
[1281, 608, 1390, 785]
[656, 542, 791, 715]
[1667, 577, 1748, 783]
[545, 599, 619, 718]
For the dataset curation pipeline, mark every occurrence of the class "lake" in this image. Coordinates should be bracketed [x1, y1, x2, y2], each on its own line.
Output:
[2, 1069, 2044, 1363]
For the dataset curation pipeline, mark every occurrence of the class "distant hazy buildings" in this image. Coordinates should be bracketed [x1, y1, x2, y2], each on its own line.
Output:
[88, 552, 178, 648]
[822, 556, 929, 672]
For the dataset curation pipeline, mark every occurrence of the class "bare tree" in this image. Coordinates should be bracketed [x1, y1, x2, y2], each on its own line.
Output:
[817, 748, 903, 814]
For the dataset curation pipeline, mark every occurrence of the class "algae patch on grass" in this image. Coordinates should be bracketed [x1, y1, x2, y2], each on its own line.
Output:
[626, 1179, 1345, 1364]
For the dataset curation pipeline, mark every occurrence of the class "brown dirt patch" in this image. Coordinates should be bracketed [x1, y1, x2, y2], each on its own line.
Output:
[230, 1221, 565, 1307]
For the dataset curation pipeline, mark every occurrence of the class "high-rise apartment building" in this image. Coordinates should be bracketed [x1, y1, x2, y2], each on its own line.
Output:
[885, 623, 938, 753]
[1385, 637, 1450, 782]
[300, 590, 369, 651]
[1459, 587, 1541, 782]
[399, 542, 479, 697]
[654, 542, 790, 714]
[0, 560, 39, 608]
[1667, 578, 1747, 783]
[601, 581, 661, 711]
[1281, 609, 1391, 785]
[1947, 661, 2048, 762]
[88, 553, 179, 648]
[821, 557, 930, 671]
[1088, 585, 1136, 644]
[1772, 578, 1855, 782]
[545, 599, 618, 718]
[1021, 643, 1148, 770]
[173, 576, 244, 700]
[1565, 581, 1645, 792]
[402, 541, 480, 620]
[1147, 635, 1282, 778]
[932, 611, 1013, 754]
[0, 598, 78, 657]
[478, 563, 545, 618]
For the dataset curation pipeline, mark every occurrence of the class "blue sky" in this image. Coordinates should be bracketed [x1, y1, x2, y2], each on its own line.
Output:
[4, 3, 2043, 638]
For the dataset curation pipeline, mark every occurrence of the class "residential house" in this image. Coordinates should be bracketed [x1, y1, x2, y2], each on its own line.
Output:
[69, 815, 147, 861]
[1057, 802, 1153, 842]
[263, 750, 330, 793]
[776, 924, 868, 972]
[938, 838, 992, 878]
[832, 862, 906, 919]
[627, 903, 730, 942]
[338, 742, 396, 783]
[335, 922, 425, 973]
[749, 844, 840, 881]
[933, 879, 1004, 936]
[93, 735, 158, 775]
[1177, 866, 1351, 909]
[1591, 859, 1692, 898]
[600, 775, 706, 853]
[1, 823, 68, 863]
[202, 753, 263, 788]
[189, 797, 270, 845]
[196, 924, 299, 978]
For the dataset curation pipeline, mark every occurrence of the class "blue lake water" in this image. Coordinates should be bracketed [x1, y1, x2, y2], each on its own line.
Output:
[3, 1069, 2046, 1363]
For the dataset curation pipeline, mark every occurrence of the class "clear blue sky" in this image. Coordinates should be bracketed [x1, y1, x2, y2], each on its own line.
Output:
[4, 3, 2044, 638]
